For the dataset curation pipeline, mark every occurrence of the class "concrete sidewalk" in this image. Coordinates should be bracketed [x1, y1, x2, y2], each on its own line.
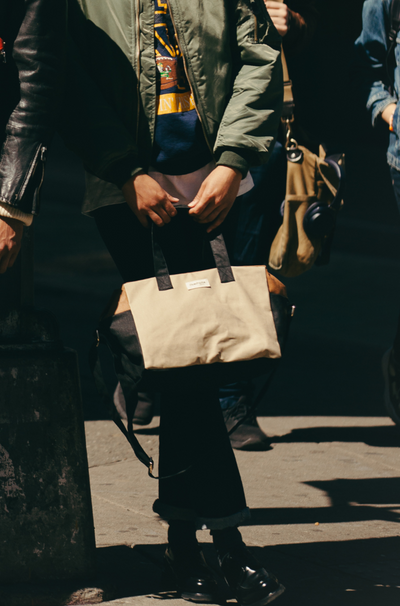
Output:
[83, 414, 400, 606]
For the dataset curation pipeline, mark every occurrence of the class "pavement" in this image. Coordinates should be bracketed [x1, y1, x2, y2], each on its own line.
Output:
[83, 414, 400, 606]
[7, 137, 400, 605]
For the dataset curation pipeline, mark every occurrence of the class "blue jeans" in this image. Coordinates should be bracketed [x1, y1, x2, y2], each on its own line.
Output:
[220, 142, 286, 409]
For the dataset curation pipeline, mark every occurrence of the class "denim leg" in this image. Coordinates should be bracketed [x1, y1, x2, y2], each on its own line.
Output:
[155, 383, 249, 529]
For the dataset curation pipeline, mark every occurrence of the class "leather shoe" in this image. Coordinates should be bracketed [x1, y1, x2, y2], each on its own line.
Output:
[164, 546, 220, 603]
[219, 544, 285, 606]
[223, 396, 271, 451]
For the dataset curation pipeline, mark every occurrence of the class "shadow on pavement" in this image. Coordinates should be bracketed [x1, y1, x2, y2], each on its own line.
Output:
[95, 536, 400, 606]
[272, 425, 400, 447]
[246, 476, 400, 526]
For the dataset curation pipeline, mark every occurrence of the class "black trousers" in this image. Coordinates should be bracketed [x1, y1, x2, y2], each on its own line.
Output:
[93, 203, 248, 529]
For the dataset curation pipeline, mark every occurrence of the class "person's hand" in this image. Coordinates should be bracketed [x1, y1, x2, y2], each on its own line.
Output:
[122, 173, 179, 228]
[188, 165, 242, 233]
[265, 1, 292, 37]
[0, 217, 23, 274]
[382, 103, 397, 131]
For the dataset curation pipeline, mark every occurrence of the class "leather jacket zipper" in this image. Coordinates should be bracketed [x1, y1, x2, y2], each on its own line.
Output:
[165, 0, 213, 156]
[17, 144, 45, 201]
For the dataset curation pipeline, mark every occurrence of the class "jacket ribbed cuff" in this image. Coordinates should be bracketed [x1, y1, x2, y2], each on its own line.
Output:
[215, 150, 249, 178]
[102, 154, 144, 190]
[0, 203, 33, 226]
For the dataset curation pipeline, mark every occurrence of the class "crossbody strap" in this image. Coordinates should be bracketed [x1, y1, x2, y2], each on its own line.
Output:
[89, 333, 197, 480]
[88, 336, 156, 475]
[272, 0, 294, 119]
[281, 49, 295, 120]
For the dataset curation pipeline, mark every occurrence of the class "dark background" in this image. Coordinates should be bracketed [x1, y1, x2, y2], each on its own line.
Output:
[34, 1, 400, 422]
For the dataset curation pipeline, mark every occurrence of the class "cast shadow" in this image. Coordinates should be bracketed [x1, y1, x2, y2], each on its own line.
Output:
[95, 536, 400, 606]
[271, 424, 399, 448]
[246, 477, 400, 527]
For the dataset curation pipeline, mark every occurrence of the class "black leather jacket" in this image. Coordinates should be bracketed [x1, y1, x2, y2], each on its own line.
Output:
[0, 0, 67, 216]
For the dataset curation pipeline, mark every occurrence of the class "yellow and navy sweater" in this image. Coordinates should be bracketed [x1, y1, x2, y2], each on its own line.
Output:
[151, 0, 212, 175]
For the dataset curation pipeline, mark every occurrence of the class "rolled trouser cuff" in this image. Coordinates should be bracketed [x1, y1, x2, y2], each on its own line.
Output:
[153, 499, 251, 530]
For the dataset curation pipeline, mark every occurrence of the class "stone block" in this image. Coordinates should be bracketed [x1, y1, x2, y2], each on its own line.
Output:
[0, 345, 96, 582]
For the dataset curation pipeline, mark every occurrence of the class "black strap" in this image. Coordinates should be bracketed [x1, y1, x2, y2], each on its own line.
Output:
[386, 0, 400, 94]
[151, 211, 235, 291]
[88, 336, 156, 476]
[89, 333, 196, 480]
[151, 227, 173, 291]
[208, 234, 235, 283]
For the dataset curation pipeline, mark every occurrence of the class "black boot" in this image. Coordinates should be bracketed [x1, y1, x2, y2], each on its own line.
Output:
[213, 528, 284, 606]
[165, 521, 220, 603]
[223, 396, 271, 451]
[219, 544, 285, 606]
[164, 546, 220, 603]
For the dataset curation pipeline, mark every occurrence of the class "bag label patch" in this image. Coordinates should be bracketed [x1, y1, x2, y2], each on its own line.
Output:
[186, 279, 211, 291]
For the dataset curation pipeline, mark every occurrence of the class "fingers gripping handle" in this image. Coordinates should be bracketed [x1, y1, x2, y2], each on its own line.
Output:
[151, 209, 235, 291]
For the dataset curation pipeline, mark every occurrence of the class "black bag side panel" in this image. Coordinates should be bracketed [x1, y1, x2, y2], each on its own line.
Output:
[270, 293, 293, 353]
[99, 310, 145, 394]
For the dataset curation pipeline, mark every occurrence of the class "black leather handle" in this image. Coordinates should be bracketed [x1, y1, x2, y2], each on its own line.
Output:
[151, 207, 235, 291]
[208, 233, 235, 284]
[151, 227, 173, 291]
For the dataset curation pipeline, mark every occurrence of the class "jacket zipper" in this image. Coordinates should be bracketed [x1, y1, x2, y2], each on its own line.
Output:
[165, 0, 213, 156]
[37, 147, 47, 192]
[16, 144, 43, 201]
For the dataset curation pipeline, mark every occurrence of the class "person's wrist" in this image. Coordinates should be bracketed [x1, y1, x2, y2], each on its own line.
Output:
[390, 109, 396, 132]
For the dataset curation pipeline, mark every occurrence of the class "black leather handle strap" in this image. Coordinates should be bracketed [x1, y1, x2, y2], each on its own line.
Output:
[151, 208, 235, 291]
[209, 233, 235, 283]
[151, 226, 173, 291]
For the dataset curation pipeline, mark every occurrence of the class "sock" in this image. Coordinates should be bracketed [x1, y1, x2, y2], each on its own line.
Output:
[168, 520, 198, 555]
[211, 527, 243, 560]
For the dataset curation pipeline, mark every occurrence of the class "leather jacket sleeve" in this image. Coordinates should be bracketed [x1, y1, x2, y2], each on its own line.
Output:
[0, 0, 67, 215]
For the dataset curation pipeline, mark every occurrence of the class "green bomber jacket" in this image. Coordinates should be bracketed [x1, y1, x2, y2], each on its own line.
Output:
[61, 0, 283, 197]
